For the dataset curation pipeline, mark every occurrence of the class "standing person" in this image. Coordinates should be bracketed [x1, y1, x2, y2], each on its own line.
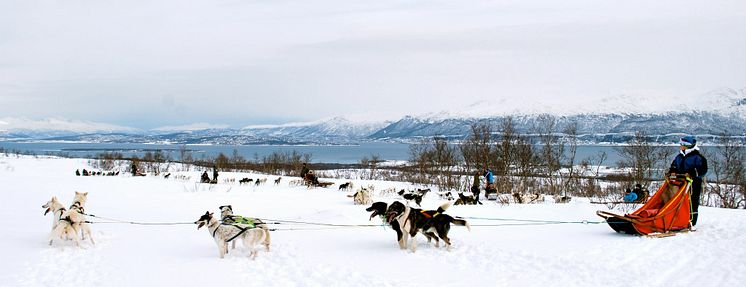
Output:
[669, 135, 708, 227]
[300, 163, 309, 179]
[131, 162, 139, 176]
[212, 165, 219, 184]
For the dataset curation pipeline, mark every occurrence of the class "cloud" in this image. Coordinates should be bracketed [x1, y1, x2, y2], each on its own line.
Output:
[0, 117, 138, 133]
[0, 0, 744, 128]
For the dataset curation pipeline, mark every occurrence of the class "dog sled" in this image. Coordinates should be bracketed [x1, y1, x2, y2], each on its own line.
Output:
[596, 177, 692, 236]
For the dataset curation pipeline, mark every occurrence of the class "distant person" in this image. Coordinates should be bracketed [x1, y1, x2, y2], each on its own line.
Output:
[623, 188, 638, 203]
[631, 183, 647, 202]
[300, 163, 309, 179]
[201, 170, 211, 183]
[131, 163, 139, 176]
[483, 167, 496, 196]
[668, 135, 708, 227]
[212, 165, 219, 183]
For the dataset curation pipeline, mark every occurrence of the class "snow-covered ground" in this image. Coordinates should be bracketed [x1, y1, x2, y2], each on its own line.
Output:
[1, 155, 745, 287]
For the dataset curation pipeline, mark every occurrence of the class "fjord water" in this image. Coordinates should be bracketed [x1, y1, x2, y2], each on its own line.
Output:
[0, 141, 624, 165]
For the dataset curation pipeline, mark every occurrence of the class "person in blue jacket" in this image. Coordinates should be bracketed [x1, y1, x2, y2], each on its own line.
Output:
[483, 167, 496, 196]
[623, 188, 638, 202]
[669, 135, 708, 226]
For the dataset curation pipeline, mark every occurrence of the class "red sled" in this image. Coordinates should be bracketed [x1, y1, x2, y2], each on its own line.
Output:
[597, 178, 692, 235]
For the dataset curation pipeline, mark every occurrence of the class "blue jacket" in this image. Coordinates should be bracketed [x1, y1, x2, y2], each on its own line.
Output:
[669, 147, 708, 178]
[624, 192, 638, 202]
[483, 169, 494, 184]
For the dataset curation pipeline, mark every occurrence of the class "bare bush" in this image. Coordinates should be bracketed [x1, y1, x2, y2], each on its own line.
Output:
[706, 136, 746, 209]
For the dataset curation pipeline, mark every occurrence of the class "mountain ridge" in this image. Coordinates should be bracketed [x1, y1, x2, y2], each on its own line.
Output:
[2, 88, 745, 144]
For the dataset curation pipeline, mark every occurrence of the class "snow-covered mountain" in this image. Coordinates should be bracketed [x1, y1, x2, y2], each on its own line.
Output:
[370, 87, 746, 142]
[2, 88, 745, 144]
[240, 116, 390, 142]
[0, 117, 139, 140]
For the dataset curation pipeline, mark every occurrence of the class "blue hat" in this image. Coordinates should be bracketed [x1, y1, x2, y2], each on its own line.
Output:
[679, 135, 696, 148]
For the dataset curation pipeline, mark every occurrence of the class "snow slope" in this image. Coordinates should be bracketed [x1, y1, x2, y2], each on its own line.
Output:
[1, 155, 744, 287]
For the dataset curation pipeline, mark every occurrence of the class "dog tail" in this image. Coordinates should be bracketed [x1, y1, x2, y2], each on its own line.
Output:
[262, 228, 271, 252]
[437, 201, 453, 213]
[452, 218, 471, 232]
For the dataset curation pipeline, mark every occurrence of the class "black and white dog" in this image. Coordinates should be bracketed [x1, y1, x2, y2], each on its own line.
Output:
[385, 201, 470, 252]
[366, 201, 470, 252]
[365, 202, 403, 242]
[397, 189, 430, 206]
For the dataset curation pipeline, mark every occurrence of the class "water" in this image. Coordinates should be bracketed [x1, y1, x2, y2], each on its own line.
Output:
[0, 142, 413, 164]
[0, 141, 634, 165]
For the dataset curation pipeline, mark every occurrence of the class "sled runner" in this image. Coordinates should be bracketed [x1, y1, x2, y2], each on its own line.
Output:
[596, 176, 693, 235]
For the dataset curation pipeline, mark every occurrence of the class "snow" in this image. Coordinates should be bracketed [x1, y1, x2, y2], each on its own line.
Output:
[1, 154, 745, 287]
[421, 87, 746, 121]
[151, 123, 231, 132]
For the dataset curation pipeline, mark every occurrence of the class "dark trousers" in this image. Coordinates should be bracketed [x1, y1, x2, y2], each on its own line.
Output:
[691, 177, 702, 226]
[471, 186, 481, 199]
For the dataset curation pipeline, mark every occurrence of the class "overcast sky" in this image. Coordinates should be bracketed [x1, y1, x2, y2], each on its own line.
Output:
[1, 0, 745, 129]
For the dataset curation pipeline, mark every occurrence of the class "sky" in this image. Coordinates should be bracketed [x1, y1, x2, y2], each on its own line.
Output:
[1, 0, 745, 130]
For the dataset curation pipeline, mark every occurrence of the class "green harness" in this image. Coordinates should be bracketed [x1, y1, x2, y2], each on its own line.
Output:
[229, 216, 255, 228]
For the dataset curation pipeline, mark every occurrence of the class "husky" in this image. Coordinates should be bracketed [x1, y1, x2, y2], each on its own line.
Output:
[274, 177, 282, 185]
[48, 202, 95, 246]
[71, 191, 88, 210]
[338, 182, 353, 191]
[351, 188, 372, 205]
[195, 211, 271, 259]
[385, 201, 470, 252]
[70, 191, 92, 240]
[42, 196, 66, 232]
[397, 189, 429, 206]
[254, 178, 267, 186]
[365, 202, 403, 243]
[218, 205, 270, 251]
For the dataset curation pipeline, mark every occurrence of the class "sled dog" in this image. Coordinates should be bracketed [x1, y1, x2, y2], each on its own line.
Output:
[195, 211, 270, 259]
[385, 201, 470, 252]
[218, 205, 271, 251]
[351, 188, 372, 205]
[42, 196, 66, 232]
[48, 202, 95, 246]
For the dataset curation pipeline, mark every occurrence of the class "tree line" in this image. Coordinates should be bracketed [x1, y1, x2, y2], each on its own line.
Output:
[10, 114, 740, 209]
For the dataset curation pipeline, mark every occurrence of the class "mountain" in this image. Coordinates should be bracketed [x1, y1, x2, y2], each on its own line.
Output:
[369, 87, 746, 143]
[240, 116, 390, 143]
[0, 117, 139, 140]
[1, 88, 745, 144]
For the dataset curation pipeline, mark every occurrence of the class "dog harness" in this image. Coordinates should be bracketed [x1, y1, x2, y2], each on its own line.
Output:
[227, 216, 256, 227]
[420, 210, 440, 219]
[59, 206, 84, 224]
[224, 225, 252, 243]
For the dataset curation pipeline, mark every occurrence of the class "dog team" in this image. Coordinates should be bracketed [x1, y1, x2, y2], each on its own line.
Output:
[41, 185, 472, 258]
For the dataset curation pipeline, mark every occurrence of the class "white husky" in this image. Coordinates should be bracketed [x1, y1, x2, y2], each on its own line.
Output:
[42, 196, 66, 232]
[70, 191, 94, 242]
[218, 205, 271, 251]
[47, 192, 95, 247]
[195, 211, 270, 259]
[48, 203, 95, 246]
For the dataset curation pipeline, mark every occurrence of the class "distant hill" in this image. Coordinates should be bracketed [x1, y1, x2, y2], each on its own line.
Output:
[2, 88, 745, 145]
